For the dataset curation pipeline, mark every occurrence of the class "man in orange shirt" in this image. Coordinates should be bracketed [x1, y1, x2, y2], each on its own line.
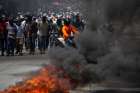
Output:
[62, 20, 79, 47]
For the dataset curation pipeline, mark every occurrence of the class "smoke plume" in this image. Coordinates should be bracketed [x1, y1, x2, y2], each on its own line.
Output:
[79, 0, 140, 86]
[48, 0, 140, 87]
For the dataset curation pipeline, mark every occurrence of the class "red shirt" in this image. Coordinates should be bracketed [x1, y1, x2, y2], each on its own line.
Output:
[0, 21, 6, 32]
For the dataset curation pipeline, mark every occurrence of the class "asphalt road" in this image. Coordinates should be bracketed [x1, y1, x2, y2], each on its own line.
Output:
[0, 55, 50, 89]
[1, 55, 140, 93]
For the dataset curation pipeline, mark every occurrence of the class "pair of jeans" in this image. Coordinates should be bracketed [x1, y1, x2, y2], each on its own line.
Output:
[39, 36, 48, 51]
[7, 38, 16, 55]
[28, 35, 36, 53]
[65, 37, 76, 47]
[0, 39, 5, 55]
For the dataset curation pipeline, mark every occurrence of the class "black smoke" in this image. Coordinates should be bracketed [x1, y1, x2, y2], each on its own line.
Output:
[79, 0, 140, 86]
[48, 0, 140, 87]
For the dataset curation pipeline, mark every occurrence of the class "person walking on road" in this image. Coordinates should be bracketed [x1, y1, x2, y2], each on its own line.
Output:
[38, 16, 49, 54]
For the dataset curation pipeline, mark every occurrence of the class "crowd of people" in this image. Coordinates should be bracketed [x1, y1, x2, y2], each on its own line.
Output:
[0, 12, 85, 56]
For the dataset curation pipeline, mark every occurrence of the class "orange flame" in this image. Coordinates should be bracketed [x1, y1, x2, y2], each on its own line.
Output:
[0, 65, 71, 93]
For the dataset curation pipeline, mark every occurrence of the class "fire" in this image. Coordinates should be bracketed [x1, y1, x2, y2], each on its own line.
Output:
[0, 65, 71, 93]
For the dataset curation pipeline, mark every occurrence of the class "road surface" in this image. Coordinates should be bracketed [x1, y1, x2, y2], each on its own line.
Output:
[0, 55, 50, 89]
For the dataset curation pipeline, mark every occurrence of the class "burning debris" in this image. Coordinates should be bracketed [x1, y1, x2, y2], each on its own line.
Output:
[0, 47, 100, 93]
[0, 65, 71, 93]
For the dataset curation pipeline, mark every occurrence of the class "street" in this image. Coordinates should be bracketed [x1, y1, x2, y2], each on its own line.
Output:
[0, 55, 50, 89]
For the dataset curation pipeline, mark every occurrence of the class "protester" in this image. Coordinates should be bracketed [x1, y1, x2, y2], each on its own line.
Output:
[38, 16, 49, 54]
[15, 20, 24, 56]
[24, 16, 34, 54]
[72, 14, 85, 32]
[6, 18, 17, 56]
[30, 17, 38, 54]
[57, 16, 63, 37]
[62, 19, 79, 48]
[0, 17, 7, 56]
